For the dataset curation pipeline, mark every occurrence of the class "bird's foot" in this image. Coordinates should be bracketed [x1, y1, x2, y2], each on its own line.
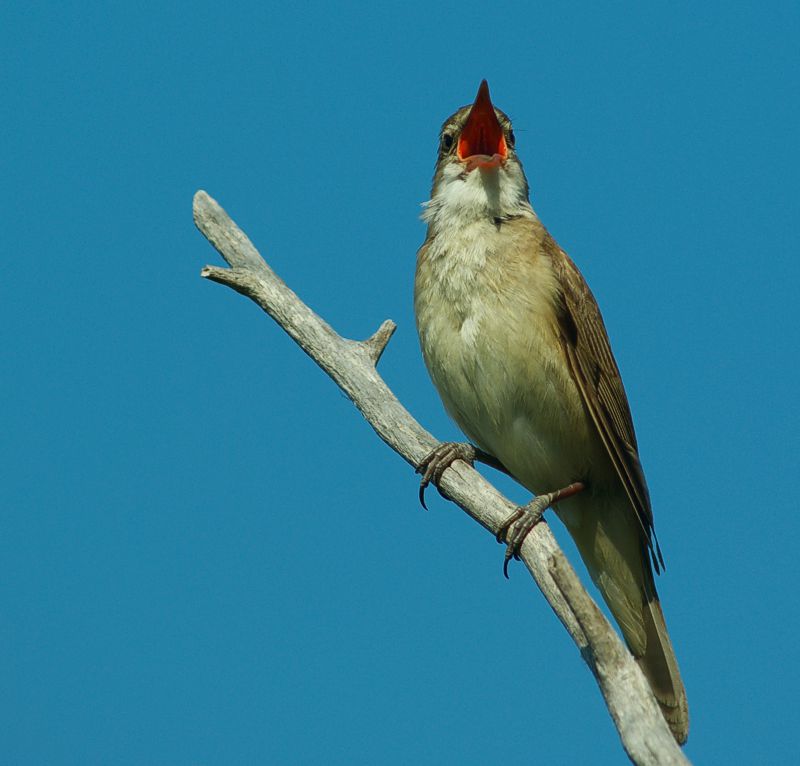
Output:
[496, 496, 550, 578]
[497, 481, 586, 578]
[416, 442, 477, 509]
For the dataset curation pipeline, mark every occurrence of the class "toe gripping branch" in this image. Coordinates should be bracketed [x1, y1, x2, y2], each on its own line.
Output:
[497, 482, 585, 578]
[416, 442, 479, 510]
[416, 442, 512, 509]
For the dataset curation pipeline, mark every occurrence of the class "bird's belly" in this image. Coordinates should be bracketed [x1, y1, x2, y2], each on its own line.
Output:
[419, 290, 601, 499]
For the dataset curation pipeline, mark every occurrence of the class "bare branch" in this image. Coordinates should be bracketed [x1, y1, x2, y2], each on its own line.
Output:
[548, 555, 689, 765]
[363, 319, 397, 365]
[193, 189, 691, 766]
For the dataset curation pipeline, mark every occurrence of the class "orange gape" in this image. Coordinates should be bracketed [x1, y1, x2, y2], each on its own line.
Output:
[457, 80, 508, 168]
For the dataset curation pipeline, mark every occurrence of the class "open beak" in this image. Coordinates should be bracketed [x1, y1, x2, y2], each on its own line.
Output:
[458, 80, 508, 171]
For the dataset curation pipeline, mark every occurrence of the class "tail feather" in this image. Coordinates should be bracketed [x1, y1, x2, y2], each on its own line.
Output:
[564, 504, 689, 744]
[639, 598, 689, 744]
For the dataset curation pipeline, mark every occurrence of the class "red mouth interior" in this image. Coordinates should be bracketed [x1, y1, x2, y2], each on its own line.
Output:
[457, 80, 507, 165]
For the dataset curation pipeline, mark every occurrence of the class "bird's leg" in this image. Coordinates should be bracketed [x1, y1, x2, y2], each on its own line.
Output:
[497, 481, 585, 578]
[416, 443, 507, 509]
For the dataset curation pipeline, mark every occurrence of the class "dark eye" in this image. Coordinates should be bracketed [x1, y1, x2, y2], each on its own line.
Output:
[507, 129, 515, 147]
[440, 133, 454, 152]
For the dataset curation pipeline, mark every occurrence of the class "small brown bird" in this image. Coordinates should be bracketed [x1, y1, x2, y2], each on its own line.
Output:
[414, 80, 688, 743]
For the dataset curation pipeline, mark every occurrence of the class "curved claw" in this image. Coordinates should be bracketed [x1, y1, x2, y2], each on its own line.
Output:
[498, 498, 548, 578]
[415, 442, 477, 510]
[503, 548, 515, 579]
[498, 482, 585, 578]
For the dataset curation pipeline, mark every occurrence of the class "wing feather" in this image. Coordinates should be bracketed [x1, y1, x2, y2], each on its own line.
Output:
[547, 238, 664, 573]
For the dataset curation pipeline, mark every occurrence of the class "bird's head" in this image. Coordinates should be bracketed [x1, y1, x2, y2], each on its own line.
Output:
[423, 80, 531, 231]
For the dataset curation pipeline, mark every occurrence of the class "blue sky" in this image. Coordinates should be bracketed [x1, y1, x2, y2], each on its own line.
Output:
[3, 1, 798, 763]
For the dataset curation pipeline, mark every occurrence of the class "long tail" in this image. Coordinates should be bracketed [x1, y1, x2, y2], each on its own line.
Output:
[563, 503, 689, 744]
[639, 597, 689, 743]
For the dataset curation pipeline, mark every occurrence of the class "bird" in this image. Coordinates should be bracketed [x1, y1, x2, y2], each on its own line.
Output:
[414, 80, 689, 744]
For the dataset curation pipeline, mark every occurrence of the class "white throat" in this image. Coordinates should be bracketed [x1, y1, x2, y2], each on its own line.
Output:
[421, 160, 533, 234]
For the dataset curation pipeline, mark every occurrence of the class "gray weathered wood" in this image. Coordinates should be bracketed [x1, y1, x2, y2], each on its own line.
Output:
[193, 189, 690, 766]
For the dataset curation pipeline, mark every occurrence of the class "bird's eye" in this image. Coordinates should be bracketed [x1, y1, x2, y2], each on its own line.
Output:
[507, 129, 515, 147]
[440, 133, 454, 152]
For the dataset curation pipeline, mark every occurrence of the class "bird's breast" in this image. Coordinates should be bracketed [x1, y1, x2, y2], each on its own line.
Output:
[415, 219, 597, 495]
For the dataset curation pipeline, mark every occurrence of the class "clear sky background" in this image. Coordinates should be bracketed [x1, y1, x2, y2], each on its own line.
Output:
[3, 2, 798, 764]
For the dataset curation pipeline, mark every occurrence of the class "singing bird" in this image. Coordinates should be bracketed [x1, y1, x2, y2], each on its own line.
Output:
[414, 80, 688, 743]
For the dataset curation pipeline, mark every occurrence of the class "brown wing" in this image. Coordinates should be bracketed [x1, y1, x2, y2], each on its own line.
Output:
[549, 239, 664, 573]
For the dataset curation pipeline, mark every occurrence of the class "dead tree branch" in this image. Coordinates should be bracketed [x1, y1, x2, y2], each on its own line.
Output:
[193, 189, 690, 766]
